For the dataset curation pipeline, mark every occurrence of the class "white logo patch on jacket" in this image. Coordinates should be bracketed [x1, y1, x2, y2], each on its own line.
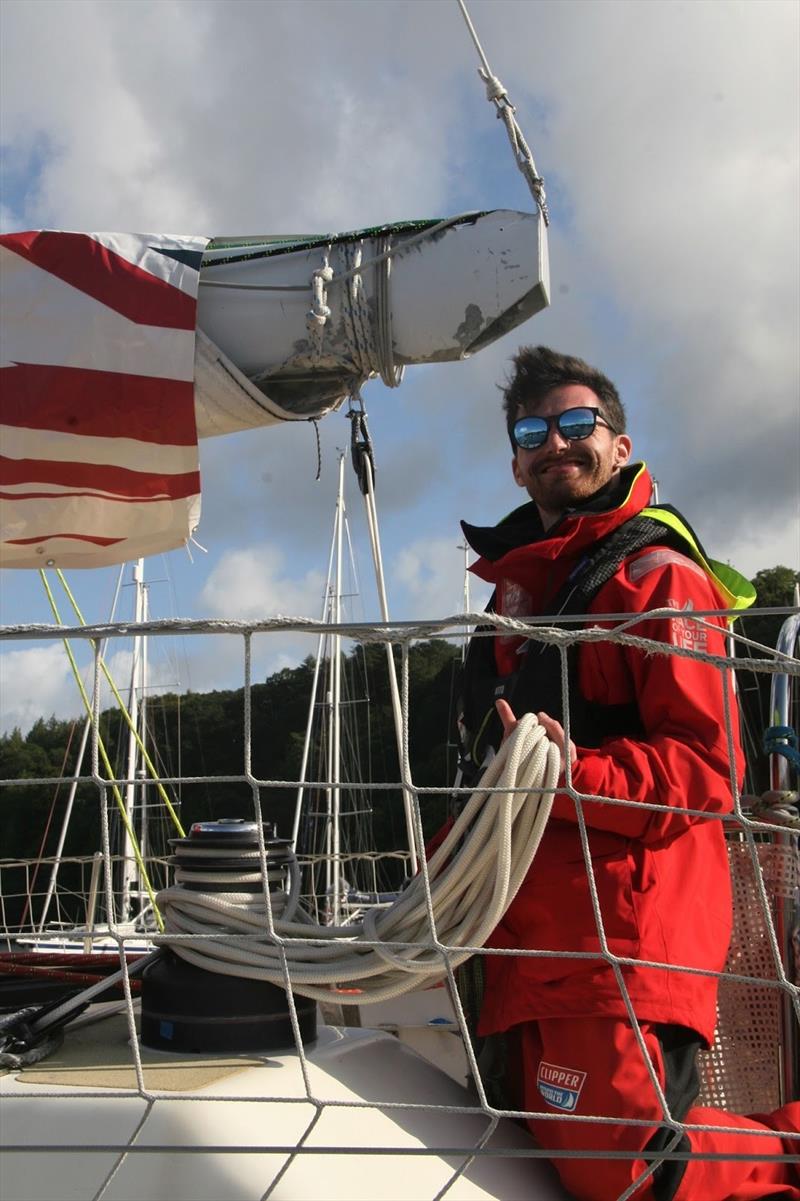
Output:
[537, 1061, 587, 1112]
[665, 598, 709, 652]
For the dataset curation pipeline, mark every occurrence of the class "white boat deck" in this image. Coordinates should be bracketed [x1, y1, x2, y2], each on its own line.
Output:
[1, 1010, 569, 1201]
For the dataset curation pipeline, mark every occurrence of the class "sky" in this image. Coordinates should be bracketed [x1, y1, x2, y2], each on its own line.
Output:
[1, 0, 798, 735]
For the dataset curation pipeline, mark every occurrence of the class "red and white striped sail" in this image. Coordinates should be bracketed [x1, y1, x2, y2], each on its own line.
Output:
[0, 231, 208, 569]
[1, 212, 550, 568]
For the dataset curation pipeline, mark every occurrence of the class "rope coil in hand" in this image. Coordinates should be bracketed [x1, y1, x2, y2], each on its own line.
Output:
[154, 712, 560, 1004]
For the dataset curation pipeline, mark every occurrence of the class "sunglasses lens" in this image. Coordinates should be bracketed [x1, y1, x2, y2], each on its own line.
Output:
[558, 408, 597, 440]
[514, 417, 547, 449]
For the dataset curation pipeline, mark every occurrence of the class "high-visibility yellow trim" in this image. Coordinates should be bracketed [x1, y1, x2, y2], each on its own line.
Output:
[491, 462, 755, 613]
[640, 506, 756, 612]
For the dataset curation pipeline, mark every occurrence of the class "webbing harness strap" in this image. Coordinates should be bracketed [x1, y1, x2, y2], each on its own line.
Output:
[459, 507, 748, 779]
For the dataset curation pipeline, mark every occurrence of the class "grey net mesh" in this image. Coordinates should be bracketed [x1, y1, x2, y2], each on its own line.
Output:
[1, 603, 798, 1200]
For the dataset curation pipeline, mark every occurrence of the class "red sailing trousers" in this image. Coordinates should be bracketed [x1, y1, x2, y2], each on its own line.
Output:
[512, 1018, 800, 1201]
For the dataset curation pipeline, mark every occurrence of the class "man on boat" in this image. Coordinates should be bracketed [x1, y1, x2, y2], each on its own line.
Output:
[455, 346, 799, 1201]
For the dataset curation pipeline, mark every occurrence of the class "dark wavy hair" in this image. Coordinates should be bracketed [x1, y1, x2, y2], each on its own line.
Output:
[502, 346, 627, 448]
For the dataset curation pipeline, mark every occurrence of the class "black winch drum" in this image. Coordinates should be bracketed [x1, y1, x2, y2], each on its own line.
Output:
[141, 818, 317, 1053]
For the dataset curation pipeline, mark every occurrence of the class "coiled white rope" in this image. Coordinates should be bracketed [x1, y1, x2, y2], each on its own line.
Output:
[339, 240, 404, 389]
[302, 237, 404, 388]
[306, 249, 334, 353]
[154, 712, 559, 1004]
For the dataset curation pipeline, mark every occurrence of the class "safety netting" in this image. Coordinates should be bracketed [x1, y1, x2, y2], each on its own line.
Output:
[1, 602, 798, 1201]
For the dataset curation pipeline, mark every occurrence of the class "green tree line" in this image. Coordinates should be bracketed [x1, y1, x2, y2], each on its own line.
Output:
[1, 565, 796, 870]
[733, 565, 799, 794]
[0, 639, 464, 866]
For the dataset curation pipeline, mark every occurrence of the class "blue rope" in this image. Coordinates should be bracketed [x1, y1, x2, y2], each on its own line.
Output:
[763, 725, 800, 771]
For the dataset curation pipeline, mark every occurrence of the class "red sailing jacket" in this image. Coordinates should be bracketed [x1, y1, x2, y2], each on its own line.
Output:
[464, 464, 743, 1046]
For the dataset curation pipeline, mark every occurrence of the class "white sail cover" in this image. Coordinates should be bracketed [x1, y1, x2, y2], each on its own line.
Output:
[0, 231, 208, 569]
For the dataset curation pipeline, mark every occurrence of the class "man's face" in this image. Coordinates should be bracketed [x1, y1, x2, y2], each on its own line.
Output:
[511, 383, 632, 525]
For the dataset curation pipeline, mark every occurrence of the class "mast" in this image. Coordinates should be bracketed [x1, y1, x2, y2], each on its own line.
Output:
[139, 578, 150, 873]
[769, 589, 800, 793]
[37, 566, 127, 932]
[460, 539, 471, 664]
[766, 590, 800, 1103]
[355, 434, 420, 875]
[291, 451, 351, 925]
[121, 560, 146, 924]
[291, 540, 338, 859]
[329, 452, 345, 925]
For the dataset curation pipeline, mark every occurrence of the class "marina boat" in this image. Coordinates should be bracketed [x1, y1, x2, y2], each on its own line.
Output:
[0, 753, 571, 1201]
[1, 614, 797, 1200]
[1, 1018, 569, 1201]
[1, 212, 797, 1194]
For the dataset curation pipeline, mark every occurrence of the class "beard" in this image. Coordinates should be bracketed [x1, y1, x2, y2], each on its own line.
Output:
[523, 450, 619, 514]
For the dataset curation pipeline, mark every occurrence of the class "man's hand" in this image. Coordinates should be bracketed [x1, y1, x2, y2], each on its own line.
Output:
[495, 699, 576, 769]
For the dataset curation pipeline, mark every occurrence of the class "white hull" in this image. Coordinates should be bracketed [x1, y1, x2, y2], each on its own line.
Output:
[1, 1017, 568, 1201]
[13, 930, 152, 955]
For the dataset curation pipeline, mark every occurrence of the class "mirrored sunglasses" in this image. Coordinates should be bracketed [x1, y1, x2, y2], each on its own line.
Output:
[513, 406, 617, 450]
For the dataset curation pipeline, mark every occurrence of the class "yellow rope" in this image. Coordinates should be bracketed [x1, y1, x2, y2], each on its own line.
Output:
[55, 569, 185, 838]
[38, 570, 165, 932]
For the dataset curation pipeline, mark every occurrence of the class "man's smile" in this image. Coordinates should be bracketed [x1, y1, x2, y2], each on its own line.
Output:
[536, 457, 588, 476]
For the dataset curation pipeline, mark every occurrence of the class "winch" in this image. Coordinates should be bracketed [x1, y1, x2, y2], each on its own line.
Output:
[141, 818, 317, 1054]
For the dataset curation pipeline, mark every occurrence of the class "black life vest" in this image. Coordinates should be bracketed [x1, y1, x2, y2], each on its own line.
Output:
[458, 508, 704, 787]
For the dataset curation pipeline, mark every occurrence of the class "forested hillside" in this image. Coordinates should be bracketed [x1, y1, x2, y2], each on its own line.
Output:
[2, 566, 796, 864]
[1, 640, 463, 862]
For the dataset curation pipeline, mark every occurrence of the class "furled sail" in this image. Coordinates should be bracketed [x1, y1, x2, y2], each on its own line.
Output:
[194, 209, 549, 435]
[0, 210, 548, 568]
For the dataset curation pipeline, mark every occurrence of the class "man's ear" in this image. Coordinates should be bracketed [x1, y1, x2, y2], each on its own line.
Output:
[511, 454, 527, 488]
[613, 434, 633, 469]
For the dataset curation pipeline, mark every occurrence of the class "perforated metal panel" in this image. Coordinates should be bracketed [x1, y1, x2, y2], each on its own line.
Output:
[698, 832, 799, 1112]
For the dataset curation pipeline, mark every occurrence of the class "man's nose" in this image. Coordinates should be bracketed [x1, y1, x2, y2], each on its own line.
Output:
[541, 422, 571, 452]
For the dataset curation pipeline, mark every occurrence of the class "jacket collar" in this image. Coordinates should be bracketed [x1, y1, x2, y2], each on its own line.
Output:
[463, 463, 653, 579]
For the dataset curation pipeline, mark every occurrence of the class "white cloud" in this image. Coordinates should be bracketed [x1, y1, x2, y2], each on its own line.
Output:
[1, 0, 797, 685]
[199, 545, 327, 681]
[200, 545, 325, 621]
[719, 521, 800, 585]
[0, 202, 21, 234]
[0, 0, 459, 234]
[0, 2, 203, 231]
[0, 643, 83, 733]
[0, 641, 177, 735]
[482, 0, 800, 565]
[392, 536, 492, 623]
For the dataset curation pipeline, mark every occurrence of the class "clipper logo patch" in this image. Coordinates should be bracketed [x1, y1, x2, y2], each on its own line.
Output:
[537, 1061, 587, 1112]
